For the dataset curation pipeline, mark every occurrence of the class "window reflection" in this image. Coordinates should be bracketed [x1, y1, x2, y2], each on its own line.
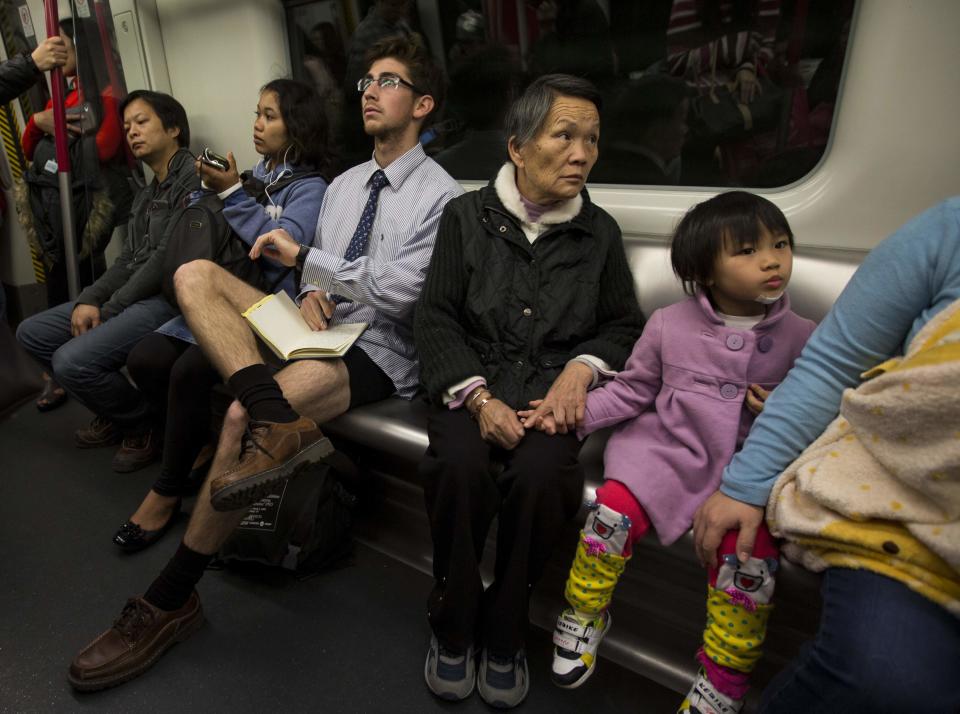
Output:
[286, 0, 855, 188]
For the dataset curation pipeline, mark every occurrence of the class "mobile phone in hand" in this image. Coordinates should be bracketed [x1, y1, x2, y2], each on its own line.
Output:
[200, 148, 229, 171]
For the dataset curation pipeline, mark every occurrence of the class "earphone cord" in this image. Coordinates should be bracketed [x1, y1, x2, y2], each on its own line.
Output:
[263, 144, 293, 207]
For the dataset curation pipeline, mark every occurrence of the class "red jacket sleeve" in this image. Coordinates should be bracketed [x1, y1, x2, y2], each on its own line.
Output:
[94, 92, 122, 162]
[21, 96, 56, 160]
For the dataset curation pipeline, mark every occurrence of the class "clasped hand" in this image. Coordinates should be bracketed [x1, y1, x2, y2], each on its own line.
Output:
[517, 361, 592, 435]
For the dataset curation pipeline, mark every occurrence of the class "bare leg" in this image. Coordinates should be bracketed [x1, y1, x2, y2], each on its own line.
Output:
[174, 260, 267, 379]
[182, 358, 351, 555]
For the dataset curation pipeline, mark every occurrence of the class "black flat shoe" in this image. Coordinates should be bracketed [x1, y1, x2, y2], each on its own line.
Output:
[112, 502, 182, 553]
[36, 379, 67, 412]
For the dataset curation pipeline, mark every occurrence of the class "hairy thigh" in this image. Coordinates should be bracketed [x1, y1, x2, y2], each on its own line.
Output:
[175, 259, 266, 313]
[275, 358, 350, 424]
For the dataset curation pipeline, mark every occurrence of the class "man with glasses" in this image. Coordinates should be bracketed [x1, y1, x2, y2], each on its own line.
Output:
[68, 33, 462, 691]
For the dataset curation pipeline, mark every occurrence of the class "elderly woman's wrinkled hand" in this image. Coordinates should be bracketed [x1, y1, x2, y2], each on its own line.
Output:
[519, 361, 593, 434]
[477, 399, 526, 450]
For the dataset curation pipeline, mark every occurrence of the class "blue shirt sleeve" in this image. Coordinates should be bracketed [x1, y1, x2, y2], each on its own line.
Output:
[721, 197, 960, 506]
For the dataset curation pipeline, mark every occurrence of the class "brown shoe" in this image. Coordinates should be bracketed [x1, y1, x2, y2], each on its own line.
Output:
[68, 591, 204, 691]
[75, 415, 121, 449]
[209, 416, 333, 512]
[112, 431, 162, 473]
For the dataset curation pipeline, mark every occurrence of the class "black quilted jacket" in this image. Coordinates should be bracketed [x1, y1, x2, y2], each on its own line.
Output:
[0, 54, 40, 104]
[415, 181, 644, 410]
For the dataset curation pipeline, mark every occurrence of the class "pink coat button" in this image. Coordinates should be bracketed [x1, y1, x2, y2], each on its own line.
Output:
[720, 383, 739, 399]
[726, 333, 745, 350]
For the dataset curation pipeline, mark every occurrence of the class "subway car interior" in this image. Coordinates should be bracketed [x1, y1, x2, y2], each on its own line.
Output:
[0, 0, 958, 711]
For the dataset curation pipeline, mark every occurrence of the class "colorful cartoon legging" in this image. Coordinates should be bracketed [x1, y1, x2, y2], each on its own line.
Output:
[563, 479, 779, 699]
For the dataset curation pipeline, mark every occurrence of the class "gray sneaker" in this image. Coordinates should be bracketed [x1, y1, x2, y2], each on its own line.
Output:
[424, 634, 475, 701]
[477, 648, 529, 709]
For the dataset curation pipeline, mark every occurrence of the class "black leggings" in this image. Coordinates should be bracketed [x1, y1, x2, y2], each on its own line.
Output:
[127, 333, 221, 497]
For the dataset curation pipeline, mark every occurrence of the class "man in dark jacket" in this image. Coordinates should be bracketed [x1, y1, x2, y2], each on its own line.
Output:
[415, 74, 644, 707]
[16, 91, 198, 452]
[0, 35, 67, 103]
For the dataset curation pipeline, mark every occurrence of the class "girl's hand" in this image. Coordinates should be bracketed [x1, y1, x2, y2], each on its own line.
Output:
[745, 383, 770, 415]
[519, 400, 559, 434]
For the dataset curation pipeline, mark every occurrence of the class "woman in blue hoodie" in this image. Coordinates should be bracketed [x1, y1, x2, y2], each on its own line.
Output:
[112, 79, 332, 551]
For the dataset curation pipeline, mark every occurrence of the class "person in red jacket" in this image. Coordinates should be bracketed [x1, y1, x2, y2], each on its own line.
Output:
[20, 24, 122, 166]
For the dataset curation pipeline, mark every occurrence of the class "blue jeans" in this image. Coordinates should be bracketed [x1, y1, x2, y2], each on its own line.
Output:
[760, 567, 960, 713]
[16, 297, 177, 432]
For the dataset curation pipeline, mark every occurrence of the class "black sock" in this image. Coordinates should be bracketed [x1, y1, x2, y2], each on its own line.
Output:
[144, 542, 214, 611]
[227, 364, 298, 424]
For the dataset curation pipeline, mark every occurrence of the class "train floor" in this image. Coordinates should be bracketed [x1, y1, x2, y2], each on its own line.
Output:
[0, 399, 679, 713]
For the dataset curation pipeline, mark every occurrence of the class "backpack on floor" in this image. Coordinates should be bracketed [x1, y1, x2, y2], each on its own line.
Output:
[216, 457, 356, 576]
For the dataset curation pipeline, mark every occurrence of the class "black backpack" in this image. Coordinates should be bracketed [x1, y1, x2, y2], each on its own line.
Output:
[216, 457, 356, 576]
[161, 171, 320, 307]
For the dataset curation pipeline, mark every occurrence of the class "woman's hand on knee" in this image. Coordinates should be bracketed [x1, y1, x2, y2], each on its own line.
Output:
[693, 490, 765, 568]
[478, 399, 525, 449]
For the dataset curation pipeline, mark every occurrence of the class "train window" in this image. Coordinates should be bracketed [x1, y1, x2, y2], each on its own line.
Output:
[284, 0, 855, 189]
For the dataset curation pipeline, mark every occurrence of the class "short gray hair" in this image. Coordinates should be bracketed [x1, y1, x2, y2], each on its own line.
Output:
[504, 74, 602, 151]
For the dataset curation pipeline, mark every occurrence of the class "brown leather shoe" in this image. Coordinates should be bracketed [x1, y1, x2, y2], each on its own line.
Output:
[112, 431, 162, 473]
[68, 591, 204, 691]
[75, 415, 121, 449]
[209, 416, 333, 512]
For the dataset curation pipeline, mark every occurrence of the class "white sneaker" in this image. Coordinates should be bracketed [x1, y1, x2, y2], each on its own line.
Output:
[677, 669, 745, 714]
[550, 608, 611, 688]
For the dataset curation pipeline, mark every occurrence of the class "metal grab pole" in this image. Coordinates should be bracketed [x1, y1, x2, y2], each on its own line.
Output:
[43, 0, 79, 300]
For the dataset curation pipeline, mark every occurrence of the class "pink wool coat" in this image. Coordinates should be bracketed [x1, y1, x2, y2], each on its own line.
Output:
[580, 291, 816, 544]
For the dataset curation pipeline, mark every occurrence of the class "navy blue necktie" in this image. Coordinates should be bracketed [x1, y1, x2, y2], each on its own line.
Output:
[332, 169, 388, 304]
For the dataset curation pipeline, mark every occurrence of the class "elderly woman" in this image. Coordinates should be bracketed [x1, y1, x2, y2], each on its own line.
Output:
[414, 74, 643, 708]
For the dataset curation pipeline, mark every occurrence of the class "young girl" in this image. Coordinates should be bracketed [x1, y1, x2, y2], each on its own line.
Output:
[544, 191, 816, 713]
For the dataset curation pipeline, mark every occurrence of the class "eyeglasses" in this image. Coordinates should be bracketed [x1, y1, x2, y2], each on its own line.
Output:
[357, 73, 427, 95]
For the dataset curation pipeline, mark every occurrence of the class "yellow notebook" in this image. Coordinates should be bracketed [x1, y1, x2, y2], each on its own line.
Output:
[241, 291, 367, 360]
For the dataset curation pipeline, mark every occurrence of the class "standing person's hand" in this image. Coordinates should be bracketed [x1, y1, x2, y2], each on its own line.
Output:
[517, 361, 593, 434]
[197, 152, 241, 193]
[71, 304, 101, 336]
[33, 108, 82, 136]
[31, 36, 68, 72]
[734, 66, 762, 104]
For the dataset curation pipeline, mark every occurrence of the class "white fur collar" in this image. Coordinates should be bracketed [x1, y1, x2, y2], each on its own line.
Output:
[493, 163, 583, 227]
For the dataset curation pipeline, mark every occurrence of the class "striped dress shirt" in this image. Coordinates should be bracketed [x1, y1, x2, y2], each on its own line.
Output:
[299, 143, 463, 398]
